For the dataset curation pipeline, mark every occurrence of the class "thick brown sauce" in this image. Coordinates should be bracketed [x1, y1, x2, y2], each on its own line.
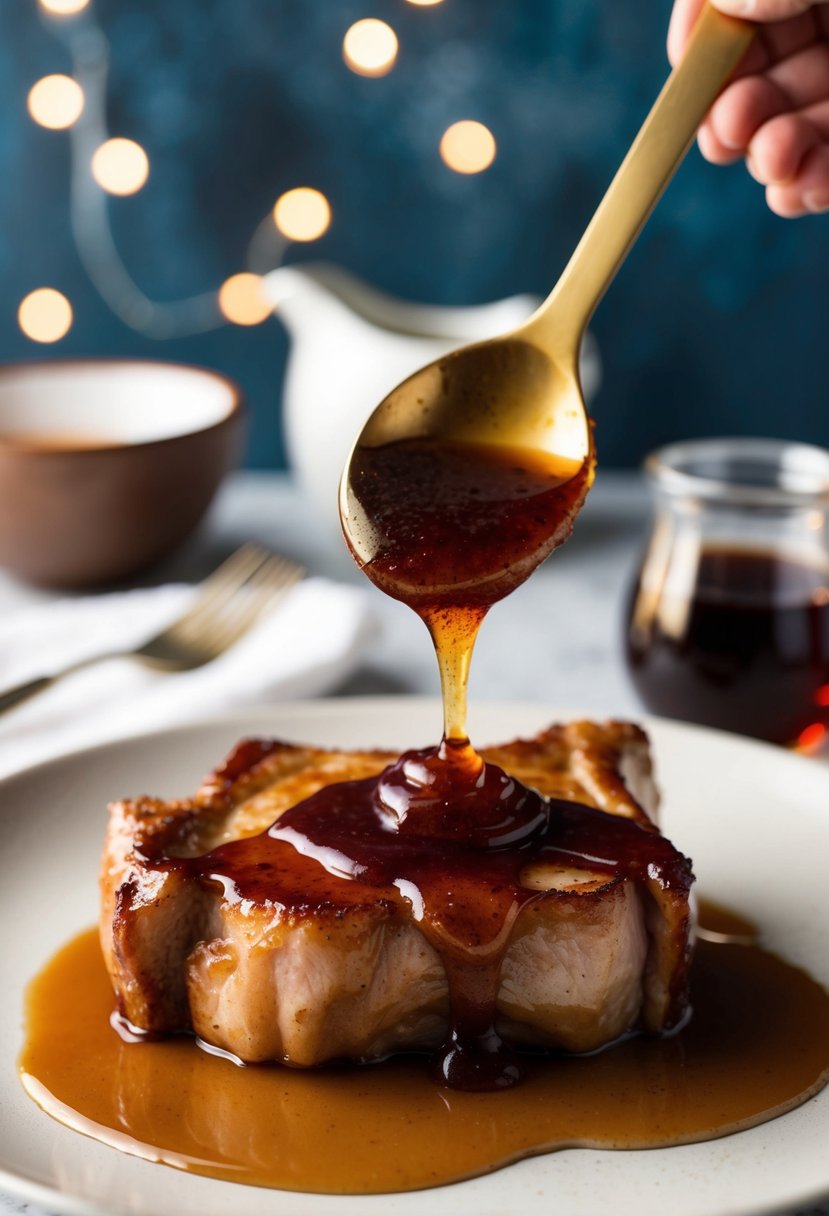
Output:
[20, 911, 829, 1195]
[146, 746, 693, 1090]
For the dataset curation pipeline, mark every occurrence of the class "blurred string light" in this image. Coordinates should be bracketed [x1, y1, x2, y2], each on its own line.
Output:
[25, 0, 493, 342]
[273, 188, 332, 242]
[342, 19, 398, 77]
[27, 73, 84, 129]
[38, 0, 90, 14]
[91, 137, 149, 195]
[440, 120, 497, 174]
[218, 273, 271, 326]
[18, 288, 73, 343]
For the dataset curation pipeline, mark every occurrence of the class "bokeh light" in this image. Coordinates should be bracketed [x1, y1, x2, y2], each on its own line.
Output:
[273, 188, 331, 242]
[795, 722, 826, 754]
[440, 120, 497, 174]
[405, 0, 445, 5]
[38, 0, 90, 14]
[218, 273, 271, 326]
[91, 138, 150, 196]
[17, 289, 73, 344]
[342, 19, 398, 77]
[27, 75, 85, 130]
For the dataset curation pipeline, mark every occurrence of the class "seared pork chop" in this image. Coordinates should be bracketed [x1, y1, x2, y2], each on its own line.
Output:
[100, 721, 693, 1068]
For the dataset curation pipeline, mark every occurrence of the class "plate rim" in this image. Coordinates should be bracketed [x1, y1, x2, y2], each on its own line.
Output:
[0, 693, 825, 792]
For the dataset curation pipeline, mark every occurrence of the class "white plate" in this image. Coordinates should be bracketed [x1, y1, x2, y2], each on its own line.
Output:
[1, 697, 828, 1216]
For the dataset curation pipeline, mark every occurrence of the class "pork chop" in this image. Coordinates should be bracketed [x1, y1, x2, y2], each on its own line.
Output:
[100, 721, 693, 1068]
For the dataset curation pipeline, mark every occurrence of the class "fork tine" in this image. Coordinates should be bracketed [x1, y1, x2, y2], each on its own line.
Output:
[170, 544, 273, 637]
[189, 555, 305, 657]
[201, 542, 267, 590]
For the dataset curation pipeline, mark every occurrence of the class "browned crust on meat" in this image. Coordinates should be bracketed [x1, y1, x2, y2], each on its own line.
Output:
[100, 720, 689, 1057]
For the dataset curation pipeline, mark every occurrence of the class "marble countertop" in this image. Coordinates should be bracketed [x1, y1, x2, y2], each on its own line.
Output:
[2, 469, 826, 1216]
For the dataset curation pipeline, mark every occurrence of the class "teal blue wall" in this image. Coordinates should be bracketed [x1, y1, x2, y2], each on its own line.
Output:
[2, 0, 826, 468]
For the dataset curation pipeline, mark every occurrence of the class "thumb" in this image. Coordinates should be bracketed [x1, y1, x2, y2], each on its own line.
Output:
[711, 0, 826, 18]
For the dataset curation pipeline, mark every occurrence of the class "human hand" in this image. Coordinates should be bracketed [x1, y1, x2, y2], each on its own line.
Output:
[668, 0, 829, 215]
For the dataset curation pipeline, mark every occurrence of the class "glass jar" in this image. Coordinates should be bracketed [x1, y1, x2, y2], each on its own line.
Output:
[625, 438, 829, 748]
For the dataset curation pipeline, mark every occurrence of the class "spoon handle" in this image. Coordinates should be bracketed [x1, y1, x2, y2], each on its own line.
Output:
[529, 3, 755, 360]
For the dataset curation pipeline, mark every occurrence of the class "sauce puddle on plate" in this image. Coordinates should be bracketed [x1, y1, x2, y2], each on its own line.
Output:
[19, 906, 829, 1195]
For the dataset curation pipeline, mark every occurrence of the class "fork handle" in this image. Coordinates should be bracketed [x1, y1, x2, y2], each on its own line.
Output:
[0, 675, 58, 716]
[0, 649, 127, 717]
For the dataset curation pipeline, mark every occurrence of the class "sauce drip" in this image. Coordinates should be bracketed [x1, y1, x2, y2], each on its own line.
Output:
[324, 435, 596, 1085]
[20, 912, 829, 1195]
[144, 756, 692, 1090]
[627, 546, 829, 745]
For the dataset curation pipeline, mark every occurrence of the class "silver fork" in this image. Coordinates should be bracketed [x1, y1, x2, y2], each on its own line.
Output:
[0, 544, 305, 716]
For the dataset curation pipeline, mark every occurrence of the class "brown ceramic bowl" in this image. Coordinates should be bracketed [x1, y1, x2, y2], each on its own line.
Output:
[0, 359, 245, 588]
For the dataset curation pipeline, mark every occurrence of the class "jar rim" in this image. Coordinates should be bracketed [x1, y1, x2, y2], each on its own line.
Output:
[644, 437, 829, 507]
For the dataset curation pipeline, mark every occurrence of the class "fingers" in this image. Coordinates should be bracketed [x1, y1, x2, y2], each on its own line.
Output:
[702, 44, 829, 155]
[668, 0, 706, 65]
[708, 75, 790, 149]
[712, 0, 820, 19]
[748, 110, 823, 180]
[756, 8, 822, 58]
[670, 0, 817, 68]
[768, 40, 829, 101]
[698, 118, 745, 160]
[766, 141, 829, 211]
[669, 0, 829, 216]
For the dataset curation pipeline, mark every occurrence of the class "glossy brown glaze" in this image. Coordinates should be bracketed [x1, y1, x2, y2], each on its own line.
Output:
[140, 741, 692, 1090]
[345, 439, 591, 609]
[627, 546, 829, 746]
[20, 913, 829, 1194]
[154, 432, 604, 1089]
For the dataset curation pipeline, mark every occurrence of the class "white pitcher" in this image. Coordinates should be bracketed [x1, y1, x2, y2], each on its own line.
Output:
[264, 263, 601, 542]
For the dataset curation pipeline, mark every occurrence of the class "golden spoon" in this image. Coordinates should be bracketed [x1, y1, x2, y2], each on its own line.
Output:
[341, 4, 754, 524]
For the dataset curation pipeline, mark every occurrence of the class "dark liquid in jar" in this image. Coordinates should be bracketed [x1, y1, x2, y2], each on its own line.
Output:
[627, 547, 829, 746]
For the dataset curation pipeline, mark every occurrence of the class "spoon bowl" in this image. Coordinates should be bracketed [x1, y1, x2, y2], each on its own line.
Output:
[354, 338, 590, 464]
[340, 337, 593, 589]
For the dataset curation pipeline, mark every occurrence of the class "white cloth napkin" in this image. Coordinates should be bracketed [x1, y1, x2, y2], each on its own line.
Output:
[0, 577, 375, 780]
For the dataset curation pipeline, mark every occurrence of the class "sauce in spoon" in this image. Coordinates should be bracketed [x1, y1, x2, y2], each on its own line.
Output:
[342, 437, 593, 739]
